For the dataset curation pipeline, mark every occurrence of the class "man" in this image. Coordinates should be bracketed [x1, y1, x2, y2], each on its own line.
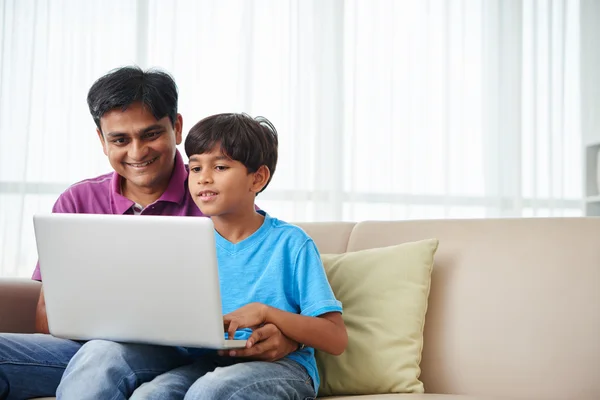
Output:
[0, 66, 297, 400]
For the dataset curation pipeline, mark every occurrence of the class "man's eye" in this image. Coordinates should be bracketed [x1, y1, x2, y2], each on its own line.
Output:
[112, 138, 126, 144]
[145, 131, 160, 139]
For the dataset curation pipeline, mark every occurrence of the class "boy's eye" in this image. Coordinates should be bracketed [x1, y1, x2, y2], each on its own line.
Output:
[190, 167, 201, 173]
[215, 166, 228, 171]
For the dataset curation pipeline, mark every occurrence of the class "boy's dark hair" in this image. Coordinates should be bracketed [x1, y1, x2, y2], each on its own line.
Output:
[185, 113, 278, 194]
[87, 65, 178, 131]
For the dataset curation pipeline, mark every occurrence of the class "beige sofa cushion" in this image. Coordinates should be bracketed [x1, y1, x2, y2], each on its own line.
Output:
[345, 218, 600, 399]
[316, 239, 439, 396]
[322, 395, 509, 400]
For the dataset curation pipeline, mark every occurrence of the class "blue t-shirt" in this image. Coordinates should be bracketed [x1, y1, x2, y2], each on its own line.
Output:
[217, 211, 343, 392]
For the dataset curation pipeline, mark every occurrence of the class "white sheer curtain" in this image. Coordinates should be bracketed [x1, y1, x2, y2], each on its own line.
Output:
[0, 0, 584, 277]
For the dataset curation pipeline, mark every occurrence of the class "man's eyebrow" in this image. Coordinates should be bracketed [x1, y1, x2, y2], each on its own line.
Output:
[105, 124, 165, 138]
[139, 124, 165, 134]
[105, 131, 126, 138]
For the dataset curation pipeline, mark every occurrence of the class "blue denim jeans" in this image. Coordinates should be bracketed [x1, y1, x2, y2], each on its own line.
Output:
[133, 355, 316, 400]
[57, 340, 192, 400]
[57, 339, 315, 400]
[0, 333, 82, 400]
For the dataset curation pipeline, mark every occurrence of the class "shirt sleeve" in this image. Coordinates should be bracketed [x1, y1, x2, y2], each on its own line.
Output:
[31, 190, 78, 281]
[293, 239, 343, 317]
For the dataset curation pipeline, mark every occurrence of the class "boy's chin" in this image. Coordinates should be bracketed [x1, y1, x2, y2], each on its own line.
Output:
[197, 206, 221, 217]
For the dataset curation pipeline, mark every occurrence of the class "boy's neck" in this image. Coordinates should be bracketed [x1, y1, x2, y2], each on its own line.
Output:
[212, 209, 265, 244]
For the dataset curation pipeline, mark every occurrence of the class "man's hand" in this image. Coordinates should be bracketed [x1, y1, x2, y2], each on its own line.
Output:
[218, 323, 299, 361]
[223, 302, 268, 340]
[35, 286, 50, 334]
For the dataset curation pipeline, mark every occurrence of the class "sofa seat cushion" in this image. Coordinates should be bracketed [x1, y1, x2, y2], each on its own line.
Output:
[32, 395, 512, 400]
[321, 395, 511, 399]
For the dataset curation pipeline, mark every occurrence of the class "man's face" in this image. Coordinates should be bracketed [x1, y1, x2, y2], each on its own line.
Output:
[97, 102, 182, 193]
[188, 144, 267, 217]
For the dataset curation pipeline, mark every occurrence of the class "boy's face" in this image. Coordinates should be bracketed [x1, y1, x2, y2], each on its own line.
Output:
[97, 102, 183, 194]
[188, 144, 268, 217]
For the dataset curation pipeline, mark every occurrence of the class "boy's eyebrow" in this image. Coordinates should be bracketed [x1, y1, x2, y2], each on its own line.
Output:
[106, 124, 164, 138]
[189, 155, 229, 162]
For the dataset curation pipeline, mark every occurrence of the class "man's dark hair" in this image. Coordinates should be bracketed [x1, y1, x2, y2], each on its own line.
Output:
[87, 65, 178, 131]
[185, 113, 279, 194]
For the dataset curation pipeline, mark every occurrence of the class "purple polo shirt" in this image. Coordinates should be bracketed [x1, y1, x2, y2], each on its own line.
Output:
[31, 150, 205, 281]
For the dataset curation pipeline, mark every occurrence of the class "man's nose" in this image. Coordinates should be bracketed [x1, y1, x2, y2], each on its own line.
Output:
[129, 140, 149, 161]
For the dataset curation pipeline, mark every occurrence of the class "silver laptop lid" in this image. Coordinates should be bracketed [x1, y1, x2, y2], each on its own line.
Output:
[33, 213, 226, 349]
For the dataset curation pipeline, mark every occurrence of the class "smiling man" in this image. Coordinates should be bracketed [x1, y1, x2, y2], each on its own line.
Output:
[0, 66, 298, 400]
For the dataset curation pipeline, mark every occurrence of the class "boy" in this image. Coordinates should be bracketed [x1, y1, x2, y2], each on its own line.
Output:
[132, 113, 348, 399]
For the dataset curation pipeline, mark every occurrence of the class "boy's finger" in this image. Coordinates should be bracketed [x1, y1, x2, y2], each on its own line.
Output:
[227, 321, 238, 340]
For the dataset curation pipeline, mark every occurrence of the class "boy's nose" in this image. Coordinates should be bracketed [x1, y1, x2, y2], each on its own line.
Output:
[199, 175, 213, 184]
[195, 170, 212, 184]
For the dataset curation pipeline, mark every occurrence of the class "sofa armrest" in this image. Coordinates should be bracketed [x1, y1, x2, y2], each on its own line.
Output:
[0, 278, 41, 333]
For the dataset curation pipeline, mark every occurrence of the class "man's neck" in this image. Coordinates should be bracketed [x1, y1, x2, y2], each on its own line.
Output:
[212, 209, 265, 244]
[121, 179, 169, 208]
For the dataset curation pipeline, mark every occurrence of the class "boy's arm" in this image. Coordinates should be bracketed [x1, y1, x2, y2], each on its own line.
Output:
[264, 307, 347, 356]
[219, 323, 298, 360]
[224, 238, 347, 355]
[224, 303, 348, 356]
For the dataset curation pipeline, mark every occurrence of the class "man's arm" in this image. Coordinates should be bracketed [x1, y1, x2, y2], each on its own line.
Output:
[33, 187, 77, 334]
[35, 286, 50, 334]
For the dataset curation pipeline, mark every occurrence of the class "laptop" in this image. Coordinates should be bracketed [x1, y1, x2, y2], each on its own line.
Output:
[33, 213, 247, 350]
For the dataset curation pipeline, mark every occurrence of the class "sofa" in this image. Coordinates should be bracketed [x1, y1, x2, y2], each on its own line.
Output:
[1, 217, 599, 400]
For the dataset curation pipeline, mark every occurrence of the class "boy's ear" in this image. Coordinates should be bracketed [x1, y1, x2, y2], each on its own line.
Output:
[250, 165, 270, 193]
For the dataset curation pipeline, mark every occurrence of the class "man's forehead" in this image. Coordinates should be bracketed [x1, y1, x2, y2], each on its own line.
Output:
[99, 105, 169, 134]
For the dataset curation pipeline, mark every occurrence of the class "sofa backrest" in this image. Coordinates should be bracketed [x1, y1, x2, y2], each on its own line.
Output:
[296, 217, 600, 400]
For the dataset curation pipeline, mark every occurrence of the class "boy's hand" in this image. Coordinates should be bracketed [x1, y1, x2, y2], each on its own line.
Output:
[223, 302, 268, 340]
[218, 323, 299, 361]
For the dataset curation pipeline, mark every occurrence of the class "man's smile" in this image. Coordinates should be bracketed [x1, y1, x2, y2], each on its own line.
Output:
[125, 156, 159, 169]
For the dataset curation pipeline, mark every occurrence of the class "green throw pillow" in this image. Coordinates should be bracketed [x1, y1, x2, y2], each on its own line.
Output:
[316, 238, 439, 396]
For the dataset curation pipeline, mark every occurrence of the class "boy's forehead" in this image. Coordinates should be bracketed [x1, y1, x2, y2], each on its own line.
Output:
[189, 145, 230, 161]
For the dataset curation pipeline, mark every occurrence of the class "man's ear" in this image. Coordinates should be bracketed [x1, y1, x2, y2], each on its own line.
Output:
[96, 128, 108, 156]
[251, 165, 271, 194]
[174, 114, 183, 145]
